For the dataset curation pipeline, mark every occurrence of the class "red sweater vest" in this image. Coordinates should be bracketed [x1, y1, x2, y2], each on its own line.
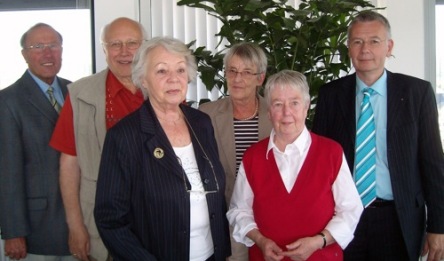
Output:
[243, 132, 343, 261]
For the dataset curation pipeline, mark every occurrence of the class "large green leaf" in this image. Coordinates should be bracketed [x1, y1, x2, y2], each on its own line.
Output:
[177, 0, 377, 125]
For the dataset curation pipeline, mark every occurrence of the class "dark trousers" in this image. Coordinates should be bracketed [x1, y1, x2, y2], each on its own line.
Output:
[344, 201, 410, 261]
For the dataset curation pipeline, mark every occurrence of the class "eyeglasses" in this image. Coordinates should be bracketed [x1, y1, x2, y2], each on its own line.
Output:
[102, 40, 143, 51]
[177, 156, 220, 196]
[177, 116, 220, 196]
[24, 43, 62, 52]
[225, 68, 261, 79]
[349, 38, 386, 48]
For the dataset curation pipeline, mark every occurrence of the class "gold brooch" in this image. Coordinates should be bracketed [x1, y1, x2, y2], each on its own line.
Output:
[154, 147, 164, 159]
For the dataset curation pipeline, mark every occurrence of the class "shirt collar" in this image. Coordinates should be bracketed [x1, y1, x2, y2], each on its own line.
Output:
[107, 70, 128, 98]
[266, 126, 310, 159]
[27, 69, 59, 92]
[356, 69, 387, 97]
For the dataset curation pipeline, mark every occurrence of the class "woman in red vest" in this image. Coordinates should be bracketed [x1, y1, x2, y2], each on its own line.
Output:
[226, 70, 363, 261]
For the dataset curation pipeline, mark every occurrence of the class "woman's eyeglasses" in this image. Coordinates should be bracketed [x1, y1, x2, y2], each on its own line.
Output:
[177, 156, 219, 195]
[225, 68, 261, 79]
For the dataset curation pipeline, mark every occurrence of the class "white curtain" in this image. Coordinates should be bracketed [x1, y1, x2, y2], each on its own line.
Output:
[143, 0, 225, 104]
[141, 0, 305, 104]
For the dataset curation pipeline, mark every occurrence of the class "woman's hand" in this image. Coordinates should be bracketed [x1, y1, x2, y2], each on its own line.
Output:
[281, 235, 323, 261]
[247, 229, 284, 261]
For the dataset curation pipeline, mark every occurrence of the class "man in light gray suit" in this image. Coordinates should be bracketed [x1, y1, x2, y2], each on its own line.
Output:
[0, 23, 74, 261]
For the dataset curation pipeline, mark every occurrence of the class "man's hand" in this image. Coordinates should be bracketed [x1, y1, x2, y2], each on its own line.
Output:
[4, 237, 27, 260]
[68, 224, 91, 261]
[421, 233, 444, 261]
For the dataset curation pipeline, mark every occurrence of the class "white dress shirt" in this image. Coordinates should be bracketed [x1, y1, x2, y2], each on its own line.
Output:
[226, 127, 363, 249]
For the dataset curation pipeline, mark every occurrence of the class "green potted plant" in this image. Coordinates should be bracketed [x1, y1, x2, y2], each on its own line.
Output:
[178, 0, 376, 126]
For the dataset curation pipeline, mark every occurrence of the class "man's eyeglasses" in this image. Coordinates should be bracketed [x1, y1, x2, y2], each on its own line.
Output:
[225, 68, 262, 79]
[349, 38, 386, 48]
[178, 156, 220, 196]
[24, 43, 62, 52]
[102, 40, 143, 51]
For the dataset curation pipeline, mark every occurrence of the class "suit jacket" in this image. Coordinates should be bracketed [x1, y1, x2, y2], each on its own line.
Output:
[199, 96, 272, 203]
[0, 71, 71, 255]
[94, 101, 231, 260]
[311, 71, 444, 260]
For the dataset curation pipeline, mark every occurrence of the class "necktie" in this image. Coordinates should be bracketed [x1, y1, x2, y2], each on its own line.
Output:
[355, 88, 376, 207]
[47, 86, 61, 113]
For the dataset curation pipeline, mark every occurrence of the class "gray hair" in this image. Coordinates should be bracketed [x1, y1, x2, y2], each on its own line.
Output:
[264, 70, 310, 108]
[132, 36, 197, 99]
[100, 17, 147, 42]
[348, 10, 392, 40]
[224, 42, 268, 75]
[20, 23, 62, 48]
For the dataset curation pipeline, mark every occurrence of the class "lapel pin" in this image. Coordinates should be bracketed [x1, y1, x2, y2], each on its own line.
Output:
[154, 147, 164, 159]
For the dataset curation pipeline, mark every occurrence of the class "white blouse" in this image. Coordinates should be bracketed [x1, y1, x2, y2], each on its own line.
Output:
[174, 143, 214, 261]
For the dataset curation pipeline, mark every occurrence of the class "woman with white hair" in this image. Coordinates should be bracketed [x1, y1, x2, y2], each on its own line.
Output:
[227, 70, 363, 261]
[94, 37, 230, 261]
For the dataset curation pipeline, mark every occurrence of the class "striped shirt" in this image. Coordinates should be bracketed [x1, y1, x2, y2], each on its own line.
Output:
[233, 116, 259, 174]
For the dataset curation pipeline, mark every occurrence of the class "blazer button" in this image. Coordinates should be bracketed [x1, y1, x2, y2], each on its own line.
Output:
[204, 178, 210, 184]
[210, 213, 215, 219]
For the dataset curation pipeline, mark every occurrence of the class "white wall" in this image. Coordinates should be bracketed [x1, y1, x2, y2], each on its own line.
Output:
[93, 0, 434, 84]
[379, 0, 425, 78]
[377, 0, 434, 85]
[93, 0, 140, 72]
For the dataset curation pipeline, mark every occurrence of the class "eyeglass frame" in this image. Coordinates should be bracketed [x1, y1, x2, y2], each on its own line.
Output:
[348, 37, 387, 48]
[176, 116, 220, 195]
[24, 43, 62, 52]
[177, 156, 220, 195]
[102, 39, 144, 50]
[225, 68, 262, 79]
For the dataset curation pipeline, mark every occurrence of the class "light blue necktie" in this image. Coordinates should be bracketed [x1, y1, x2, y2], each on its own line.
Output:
[47, 86, 61, 113]
[355, 88, 376, 207]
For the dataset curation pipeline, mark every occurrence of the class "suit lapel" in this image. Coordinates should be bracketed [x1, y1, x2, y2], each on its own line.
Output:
[386, 71, 405, 135]
[140, 102, 219, 191]
[140, 101, 184, 179]
[58, 78, 69, 97]
[214, 99, 237, 174]
[338, 75, 357, 146]
[258, 96, 272, 140]
[185, 105, 221, 192]
[22, 72, 59, 123]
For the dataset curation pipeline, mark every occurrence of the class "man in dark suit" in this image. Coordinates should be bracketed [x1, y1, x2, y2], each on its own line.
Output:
[312, 11, 444, 261]
[0, 23, 74, 260]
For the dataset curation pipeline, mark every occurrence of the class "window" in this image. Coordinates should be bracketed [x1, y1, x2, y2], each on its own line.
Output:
[0, 1, 93, 89]
[436, 3, 444, 145]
